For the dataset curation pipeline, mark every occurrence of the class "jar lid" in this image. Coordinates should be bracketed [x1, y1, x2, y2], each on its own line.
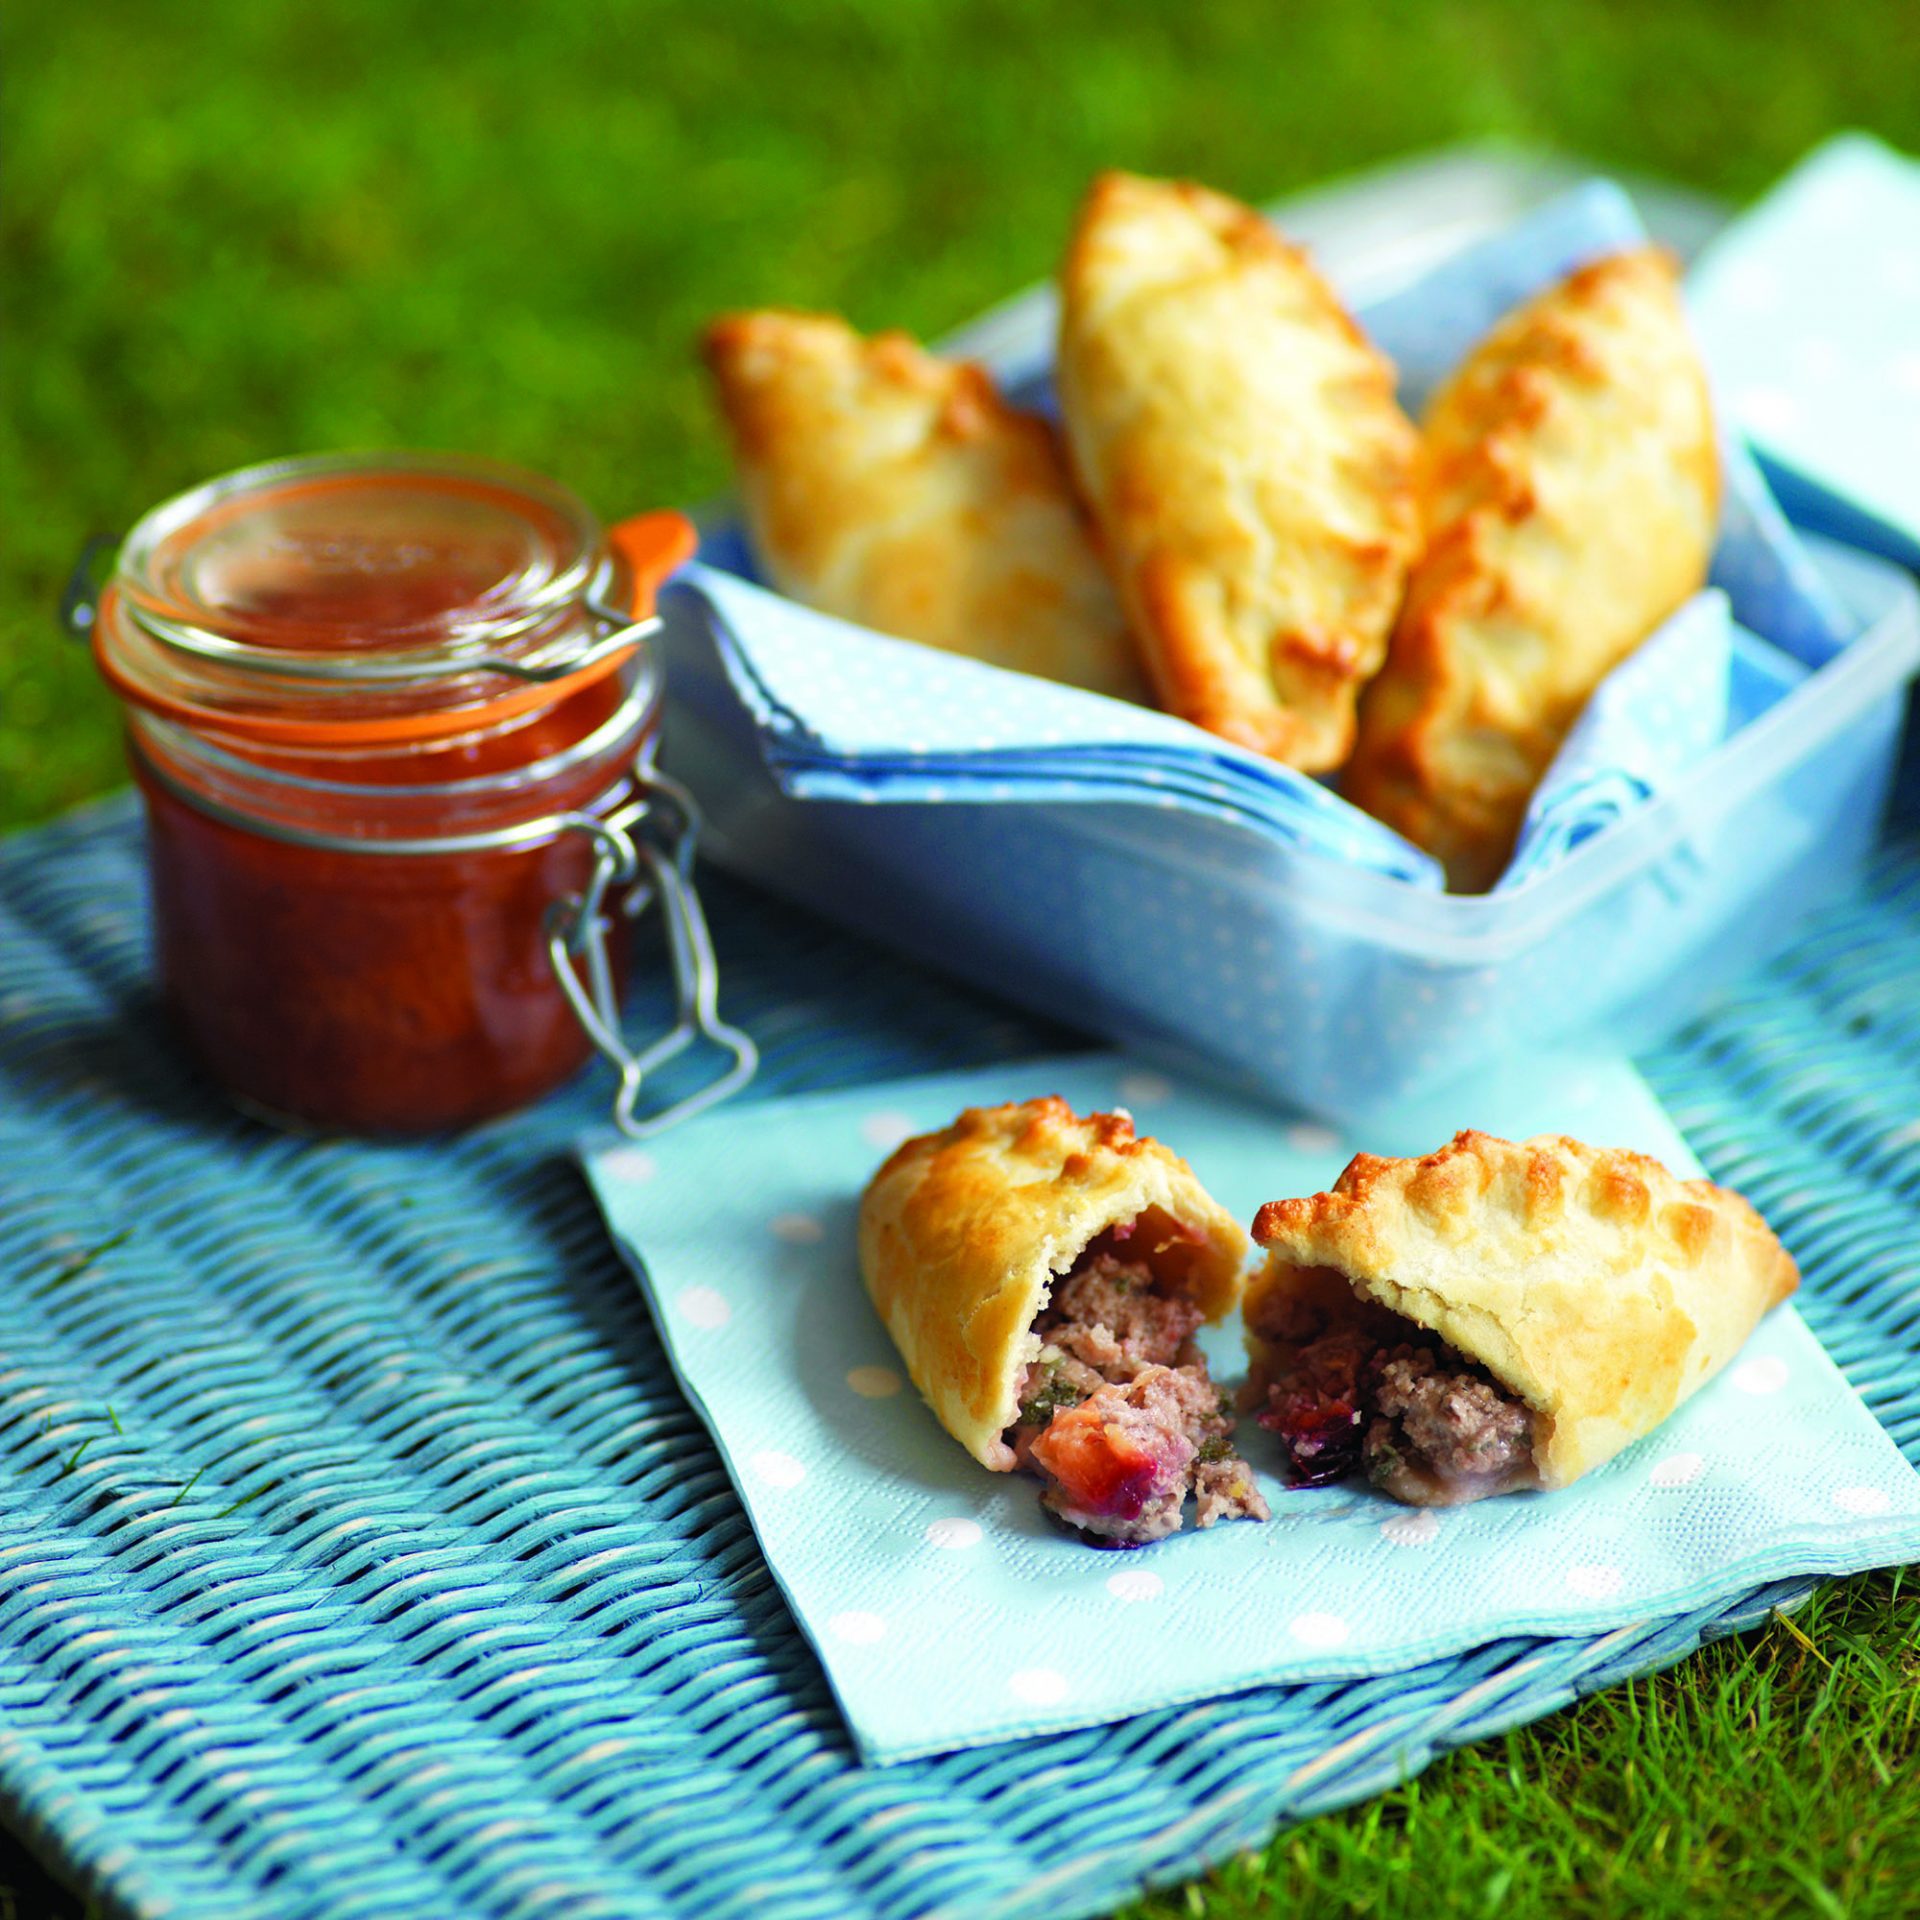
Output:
[117, 451, 603, 663]
[93, 451, 694, 747]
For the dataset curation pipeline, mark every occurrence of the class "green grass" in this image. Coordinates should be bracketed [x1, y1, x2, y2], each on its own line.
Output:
[5, 2, 1919, 1914]
[1127, 1570, 1920, 1920]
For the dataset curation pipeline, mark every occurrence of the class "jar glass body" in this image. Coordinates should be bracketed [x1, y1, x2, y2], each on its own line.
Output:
[91, 453, 686, 1136]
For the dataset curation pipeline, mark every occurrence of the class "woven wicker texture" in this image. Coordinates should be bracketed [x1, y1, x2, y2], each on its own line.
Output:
[0, 792, 1914, 1920]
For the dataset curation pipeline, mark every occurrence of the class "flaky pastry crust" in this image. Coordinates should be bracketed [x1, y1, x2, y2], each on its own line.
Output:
[1248, 1130, 1797, 1487]
[858, 1097, 1249, 1469]
[703, 310, 1147, 701]
[1344, 249, 1720, 889]
[1055, 171, 1420, 771]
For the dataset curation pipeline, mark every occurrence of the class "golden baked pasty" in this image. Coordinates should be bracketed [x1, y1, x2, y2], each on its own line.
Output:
[702, 310, 1147, 701]
[1245, 1130, 1797, 1505]
[1344, 248, 1720, 889]
[1055, 171, 1420, 771]
[858, 1097, 1267, 1544]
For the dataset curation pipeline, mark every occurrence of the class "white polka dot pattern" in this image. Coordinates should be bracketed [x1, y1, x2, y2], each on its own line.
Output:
[749, 1451, 807, 1490]
[1738, 386, 1803, 437]
[1733, 1357, 1790, 1396]
[1834, 1486, 1893, 1517]
[1290, 1612, 1351, 1650]
[925, 1518, 982, 1550]
[1285, 1122, 1341, 1157]
[1565, 1564, 1623, 1599]
[1380, 1510, 1440, 1547]
[676, 1287, 731, 1331]
[601, 1146, 657, 1184]
[1649, 1453, 1705, 1489]
[1117, 1071, 1173, 1109]
[1007, 1668, 1070, 1706]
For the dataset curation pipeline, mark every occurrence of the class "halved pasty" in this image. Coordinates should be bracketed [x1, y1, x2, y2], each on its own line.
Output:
[1246, 1130, 1797, 1505]
[1344, 248, 1720, 889]
[858, 1096, 1267, 1544]
[703, 310, 1148, 701]
[1055, 171, 1420, 771]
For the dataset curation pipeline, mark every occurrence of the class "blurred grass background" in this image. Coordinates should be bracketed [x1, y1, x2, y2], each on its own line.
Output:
[5, 2, 1919, 1916]
[8, 0, 1920, 830]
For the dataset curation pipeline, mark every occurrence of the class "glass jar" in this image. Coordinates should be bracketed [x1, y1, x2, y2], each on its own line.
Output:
[77, 451, 755, 1137]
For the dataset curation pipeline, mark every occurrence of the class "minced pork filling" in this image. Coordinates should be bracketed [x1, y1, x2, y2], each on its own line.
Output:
[1250, 1288, 1537, 1508]
[1005, 1231, 1269, 1546]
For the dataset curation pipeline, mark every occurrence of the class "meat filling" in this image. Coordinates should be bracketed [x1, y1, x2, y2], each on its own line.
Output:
[1006, 1234, 1268, 1545]
[1364, 1346, 1535, 1505]
[1251, 1289, 1537, 1507]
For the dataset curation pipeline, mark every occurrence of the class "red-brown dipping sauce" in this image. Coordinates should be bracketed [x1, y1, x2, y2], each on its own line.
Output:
[91, 454, 696, 1134]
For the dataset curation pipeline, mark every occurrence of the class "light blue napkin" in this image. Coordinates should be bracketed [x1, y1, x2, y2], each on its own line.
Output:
[1690, 133, 1920, 570]
[1499, 592, 1733, 889]
[673, 180, 1854, 895]
[680, 560, 1443, 884]
[580, 1054, 1920, 1764]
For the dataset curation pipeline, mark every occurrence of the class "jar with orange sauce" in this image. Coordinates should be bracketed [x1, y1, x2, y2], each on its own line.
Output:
[76, 452, 755, 1137]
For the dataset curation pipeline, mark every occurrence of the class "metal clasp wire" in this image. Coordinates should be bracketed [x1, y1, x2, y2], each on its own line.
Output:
[547, 770, 757, 1139]
[60, 536, 119, 640]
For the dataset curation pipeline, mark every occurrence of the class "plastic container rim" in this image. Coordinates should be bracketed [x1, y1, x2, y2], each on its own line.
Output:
[991, 531, 1920, 964]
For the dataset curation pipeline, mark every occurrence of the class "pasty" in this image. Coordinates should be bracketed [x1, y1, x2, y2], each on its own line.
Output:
[858, 1096, 1268, 1544]
[1245, 1130, 1797, 1505]
[1343, 249, 1720, 889]
[703, 310, 1147, 701]
[1055, 171, 1420, 770]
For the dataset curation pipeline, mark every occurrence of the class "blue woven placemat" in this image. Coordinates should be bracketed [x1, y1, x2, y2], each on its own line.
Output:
[1, 791, 1915, 1920]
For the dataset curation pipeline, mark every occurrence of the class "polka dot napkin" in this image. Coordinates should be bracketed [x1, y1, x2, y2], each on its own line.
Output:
[1497, 591, 1733, 889]
[1689, 133, 1920, 570]
[579, 1054, 1920, 1764]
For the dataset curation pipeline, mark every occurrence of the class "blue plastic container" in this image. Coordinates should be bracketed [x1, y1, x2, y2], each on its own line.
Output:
[660, 529, 1915, 1123]
[659, 163, 1920, 1125]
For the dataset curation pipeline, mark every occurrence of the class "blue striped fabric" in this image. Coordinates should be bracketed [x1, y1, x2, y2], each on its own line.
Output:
[0, 790, 1914, 1920]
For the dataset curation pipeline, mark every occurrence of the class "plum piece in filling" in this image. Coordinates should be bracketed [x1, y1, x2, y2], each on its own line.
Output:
[1247, 1278, 1539, 1508]
[1004, 1224, 1268, 1546]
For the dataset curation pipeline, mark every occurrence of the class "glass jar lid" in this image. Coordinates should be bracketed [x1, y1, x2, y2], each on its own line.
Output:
[115, 451, 603, 668]
[88, 452, 695, 747]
